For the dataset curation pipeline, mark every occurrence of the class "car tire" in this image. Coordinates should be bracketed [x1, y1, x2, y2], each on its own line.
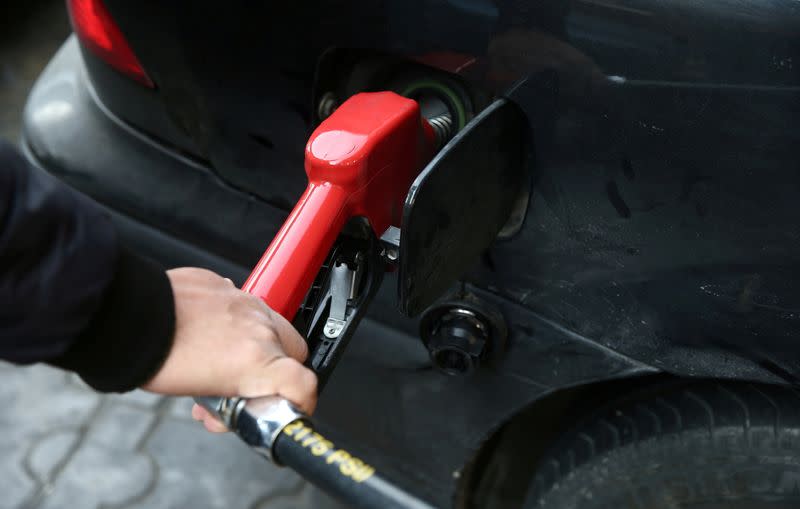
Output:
[524, 381, 800, 509]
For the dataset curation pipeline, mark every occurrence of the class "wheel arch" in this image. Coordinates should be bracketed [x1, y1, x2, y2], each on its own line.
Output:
[452, 370, 797, 508]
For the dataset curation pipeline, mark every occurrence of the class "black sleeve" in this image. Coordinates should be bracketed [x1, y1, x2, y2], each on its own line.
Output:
[0, 140, 175, 392]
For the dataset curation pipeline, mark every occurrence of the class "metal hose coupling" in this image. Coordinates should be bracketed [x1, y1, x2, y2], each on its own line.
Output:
[194, 396, 306, 463]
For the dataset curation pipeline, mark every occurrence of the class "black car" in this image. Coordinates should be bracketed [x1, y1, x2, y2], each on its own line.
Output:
[22, 0, 800, 507]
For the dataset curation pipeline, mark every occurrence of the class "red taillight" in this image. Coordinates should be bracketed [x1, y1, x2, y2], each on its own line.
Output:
[67, 0, 154, 88]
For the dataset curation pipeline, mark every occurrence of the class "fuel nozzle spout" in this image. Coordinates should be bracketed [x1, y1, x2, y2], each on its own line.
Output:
[427, 112, 454, 150]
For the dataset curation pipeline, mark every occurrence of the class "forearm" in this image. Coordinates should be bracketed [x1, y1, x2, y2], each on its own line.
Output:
[0, 141, 175, 392]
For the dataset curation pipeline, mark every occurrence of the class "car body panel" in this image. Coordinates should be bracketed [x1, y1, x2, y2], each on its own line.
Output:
[83, 2, 800, 382]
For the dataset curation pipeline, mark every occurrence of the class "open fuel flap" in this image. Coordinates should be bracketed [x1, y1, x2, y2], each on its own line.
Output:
[398, 98, 530, 317]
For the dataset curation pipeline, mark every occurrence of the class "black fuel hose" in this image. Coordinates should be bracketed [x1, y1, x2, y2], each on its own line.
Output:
[273, 419, 435, 509]
[196, 396, 435, 509]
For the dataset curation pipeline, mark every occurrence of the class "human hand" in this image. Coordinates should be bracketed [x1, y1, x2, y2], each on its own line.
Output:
[142, 268, 317, 432]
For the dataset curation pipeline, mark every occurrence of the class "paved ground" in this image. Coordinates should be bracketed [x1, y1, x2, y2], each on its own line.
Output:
[0, 3, 345, 508]
[0, 363, 345, 509]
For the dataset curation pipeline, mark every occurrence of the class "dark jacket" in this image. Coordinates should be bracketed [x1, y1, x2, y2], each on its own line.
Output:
[0, 141, 174, 392]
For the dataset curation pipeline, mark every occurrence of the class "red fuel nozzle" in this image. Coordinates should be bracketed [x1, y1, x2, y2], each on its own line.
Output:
[242, 92, 438, 319]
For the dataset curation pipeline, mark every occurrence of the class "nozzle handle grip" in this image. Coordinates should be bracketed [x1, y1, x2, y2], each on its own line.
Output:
[243, 183, 350, 320]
